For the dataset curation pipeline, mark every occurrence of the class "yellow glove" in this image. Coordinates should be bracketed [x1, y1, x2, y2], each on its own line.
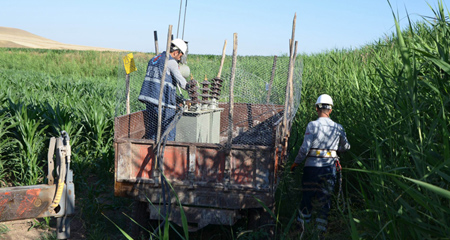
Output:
[290, 163, 299, 172]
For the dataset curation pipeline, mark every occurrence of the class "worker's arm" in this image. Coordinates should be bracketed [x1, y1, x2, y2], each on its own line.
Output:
[167, 59, 188, 89]
[294, 122, 315, 164]
[291, 122, 314, 171]
[338, 124, 351, 153]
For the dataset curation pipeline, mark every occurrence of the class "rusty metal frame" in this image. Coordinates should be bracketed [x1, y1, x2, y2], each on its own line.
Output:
[0, 132, 75, 240]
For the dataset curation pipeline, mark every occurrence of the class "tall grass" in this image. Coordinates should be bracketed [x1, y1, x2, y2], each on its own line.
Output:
[345, 2, 450, 238]
[284, 1, 450, 239]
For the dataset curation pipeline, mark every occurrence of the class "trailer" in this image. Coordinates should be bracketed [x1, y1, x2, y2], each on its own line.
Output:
[114, 19, 301, 236]
[114, 101, 291, 228]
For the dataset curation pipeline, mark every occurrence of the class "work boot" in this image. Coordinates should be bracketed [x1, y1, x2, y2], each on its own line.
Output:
[289, 210, 310, 237]
[315, 217, 327, 240]
[297, 210, 311, 224]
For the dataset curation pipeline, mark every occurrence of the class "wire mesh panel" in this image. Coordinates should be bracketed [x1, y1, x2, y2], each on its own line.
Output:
[115, 53, 302, 147]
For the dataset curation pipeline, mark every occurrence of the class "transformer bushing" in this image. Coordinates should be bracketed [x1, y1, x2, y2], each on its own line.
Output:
[187, 78, 199, 110]
[199, 77, 211, 109]
[209, 77, 223, 108]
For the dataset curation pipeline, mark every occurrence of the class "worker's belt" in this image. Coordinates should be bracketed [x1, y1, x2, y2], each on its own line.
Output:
[308, 149, 337, 158]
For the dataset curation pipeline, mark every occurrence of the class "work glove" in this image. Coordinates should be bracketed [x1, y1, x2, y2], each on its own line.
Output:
[290, 163, 299, 172]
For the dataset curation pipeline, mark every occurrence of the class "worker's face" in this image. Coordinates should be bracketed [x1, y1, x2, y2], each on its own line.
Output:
[172, 50, 183, 61]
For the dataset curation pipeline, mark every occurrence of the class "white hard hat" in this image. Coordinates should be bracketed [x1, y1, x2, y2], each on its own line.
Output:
[171, 39, 187, 54]
[315, 94, 333, 109]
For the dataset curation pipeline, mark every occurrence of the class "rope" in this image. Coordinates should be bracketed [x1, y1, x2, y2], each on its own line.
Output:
[335, 158, 346, 212]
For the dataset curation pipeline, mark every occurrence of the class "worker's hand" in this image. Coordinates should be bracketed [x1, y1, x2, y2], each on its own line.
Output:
[290, 163, 299, 172]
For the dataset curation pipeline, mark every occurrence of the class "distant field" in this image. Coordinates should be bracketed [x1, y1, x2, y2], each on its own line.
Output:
[0, 26, 126, 51]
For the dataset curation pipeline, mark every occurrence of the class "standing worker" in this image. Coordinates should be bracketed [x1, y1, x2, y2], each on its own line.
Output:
[139, 39, 189, 141]
[291, 94, 350, 235]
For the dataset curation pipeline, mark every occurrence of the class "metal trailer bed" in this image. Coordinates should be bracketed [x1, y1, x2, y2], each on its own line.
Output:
[114, 102, 289, 230]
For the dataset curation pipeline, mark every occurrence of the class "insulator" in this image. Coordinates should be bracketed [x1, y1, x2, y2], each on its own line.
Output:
[209, 77, 223, 100]
[212, 77, 223, 84]
[187, 78, 199, 104]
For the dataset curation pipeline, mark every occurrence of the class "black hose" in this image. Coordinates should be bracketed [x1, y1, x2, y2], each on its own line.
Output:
[153, 106, 185, 234]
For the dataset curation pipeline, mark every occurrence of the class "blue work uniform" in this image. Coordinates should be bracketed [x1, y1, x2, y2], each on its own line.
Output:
[138, 51, 187, 141]
[294, 117, 350, 232]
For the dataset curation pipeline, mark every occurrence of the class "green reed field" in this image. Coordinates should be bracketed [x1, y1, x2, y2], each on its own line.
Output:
[1, 2, 449, 239]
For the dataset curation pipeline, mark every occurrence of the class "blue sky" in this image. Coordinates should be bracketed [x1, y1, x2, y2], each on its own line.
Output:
[1, 0, 447, 56]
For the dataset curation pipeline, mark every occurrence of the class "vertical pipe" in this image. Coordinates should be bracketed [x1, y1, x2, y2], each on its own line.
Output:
[154, 31, 159, 55]
[182, 0, 188, 39]
[177, 0, 183, 38]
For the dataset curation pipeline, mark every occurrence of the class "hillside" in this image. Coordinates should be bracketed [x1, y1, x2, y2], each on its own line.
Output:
[0, 26, 125, 51]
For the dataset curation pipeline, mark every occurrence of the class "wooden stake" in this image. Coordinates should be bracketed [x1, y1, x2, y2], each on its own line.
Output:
[225, 33, 238, 191]
[266, 55, 278, 104]
[283, 13, 296, 138]
[125, 74, 130, 114]
[155, 25, 172, 172]
[227, 34, 237, 148]
[288, 41, 298, 131]
[217, 40, 227, 79]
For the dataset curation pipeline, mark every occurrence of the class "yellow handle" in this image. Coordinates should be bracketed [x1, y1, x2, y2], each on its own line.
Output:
[49, 182, 65, 209]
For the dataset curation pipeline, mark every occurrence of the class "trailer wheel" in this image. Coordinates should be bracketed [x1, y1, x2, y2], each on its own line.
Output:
[130, 200, 150, 240]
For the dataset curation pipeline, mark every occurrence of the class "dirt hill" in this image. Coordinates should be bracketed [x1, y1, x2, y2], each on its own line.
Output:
[0, 26, 126, 51]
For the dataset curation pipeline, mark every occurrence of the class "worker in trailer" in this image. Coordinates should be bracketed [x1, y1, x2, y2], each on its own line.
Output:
[139, 38, 188, 141]
[290, 94, 350, 235]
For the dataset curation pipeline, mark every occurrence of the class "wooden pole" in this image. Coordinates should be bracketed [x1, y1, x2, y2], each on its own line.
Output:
[283, 13, 296, 138]
[225, 33, 237, 191]
[154, 31, 159, 55]
[125, 74, 130, 114]
[288, 41, 298, 131]
[154, 25, 172, 173]
[227, 34, 237, 148]
[217, 40, 227, 79]
[266, 55, 278, 104]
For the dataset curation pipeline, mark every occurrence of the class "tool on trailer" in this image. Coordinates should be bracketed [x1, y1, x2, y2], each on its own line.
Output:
[0, 131, 75, 240]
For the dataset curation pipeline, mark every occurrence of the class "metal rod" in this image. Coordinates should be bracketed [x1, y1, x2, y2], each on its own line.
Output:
[217, 40, 227, 79]
[154, 31, 159, 55]
[177, 0, 183, 38]
[182, 0, 188, 39]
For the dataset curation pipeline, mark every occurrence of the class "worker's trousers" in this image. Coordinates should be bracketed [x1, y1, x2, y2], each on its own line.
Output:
[144, 103, 176, 141]
[299, 165, 336, 230]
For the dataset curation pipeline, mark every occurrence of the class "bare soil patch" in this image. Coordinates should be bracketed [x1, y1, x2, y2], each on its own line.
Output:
[0, 219, 53, 240]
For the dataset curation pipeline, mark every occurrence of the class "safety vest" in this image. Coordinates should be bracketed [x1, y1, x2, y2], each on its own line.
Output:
[138, 52, 177, 109]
